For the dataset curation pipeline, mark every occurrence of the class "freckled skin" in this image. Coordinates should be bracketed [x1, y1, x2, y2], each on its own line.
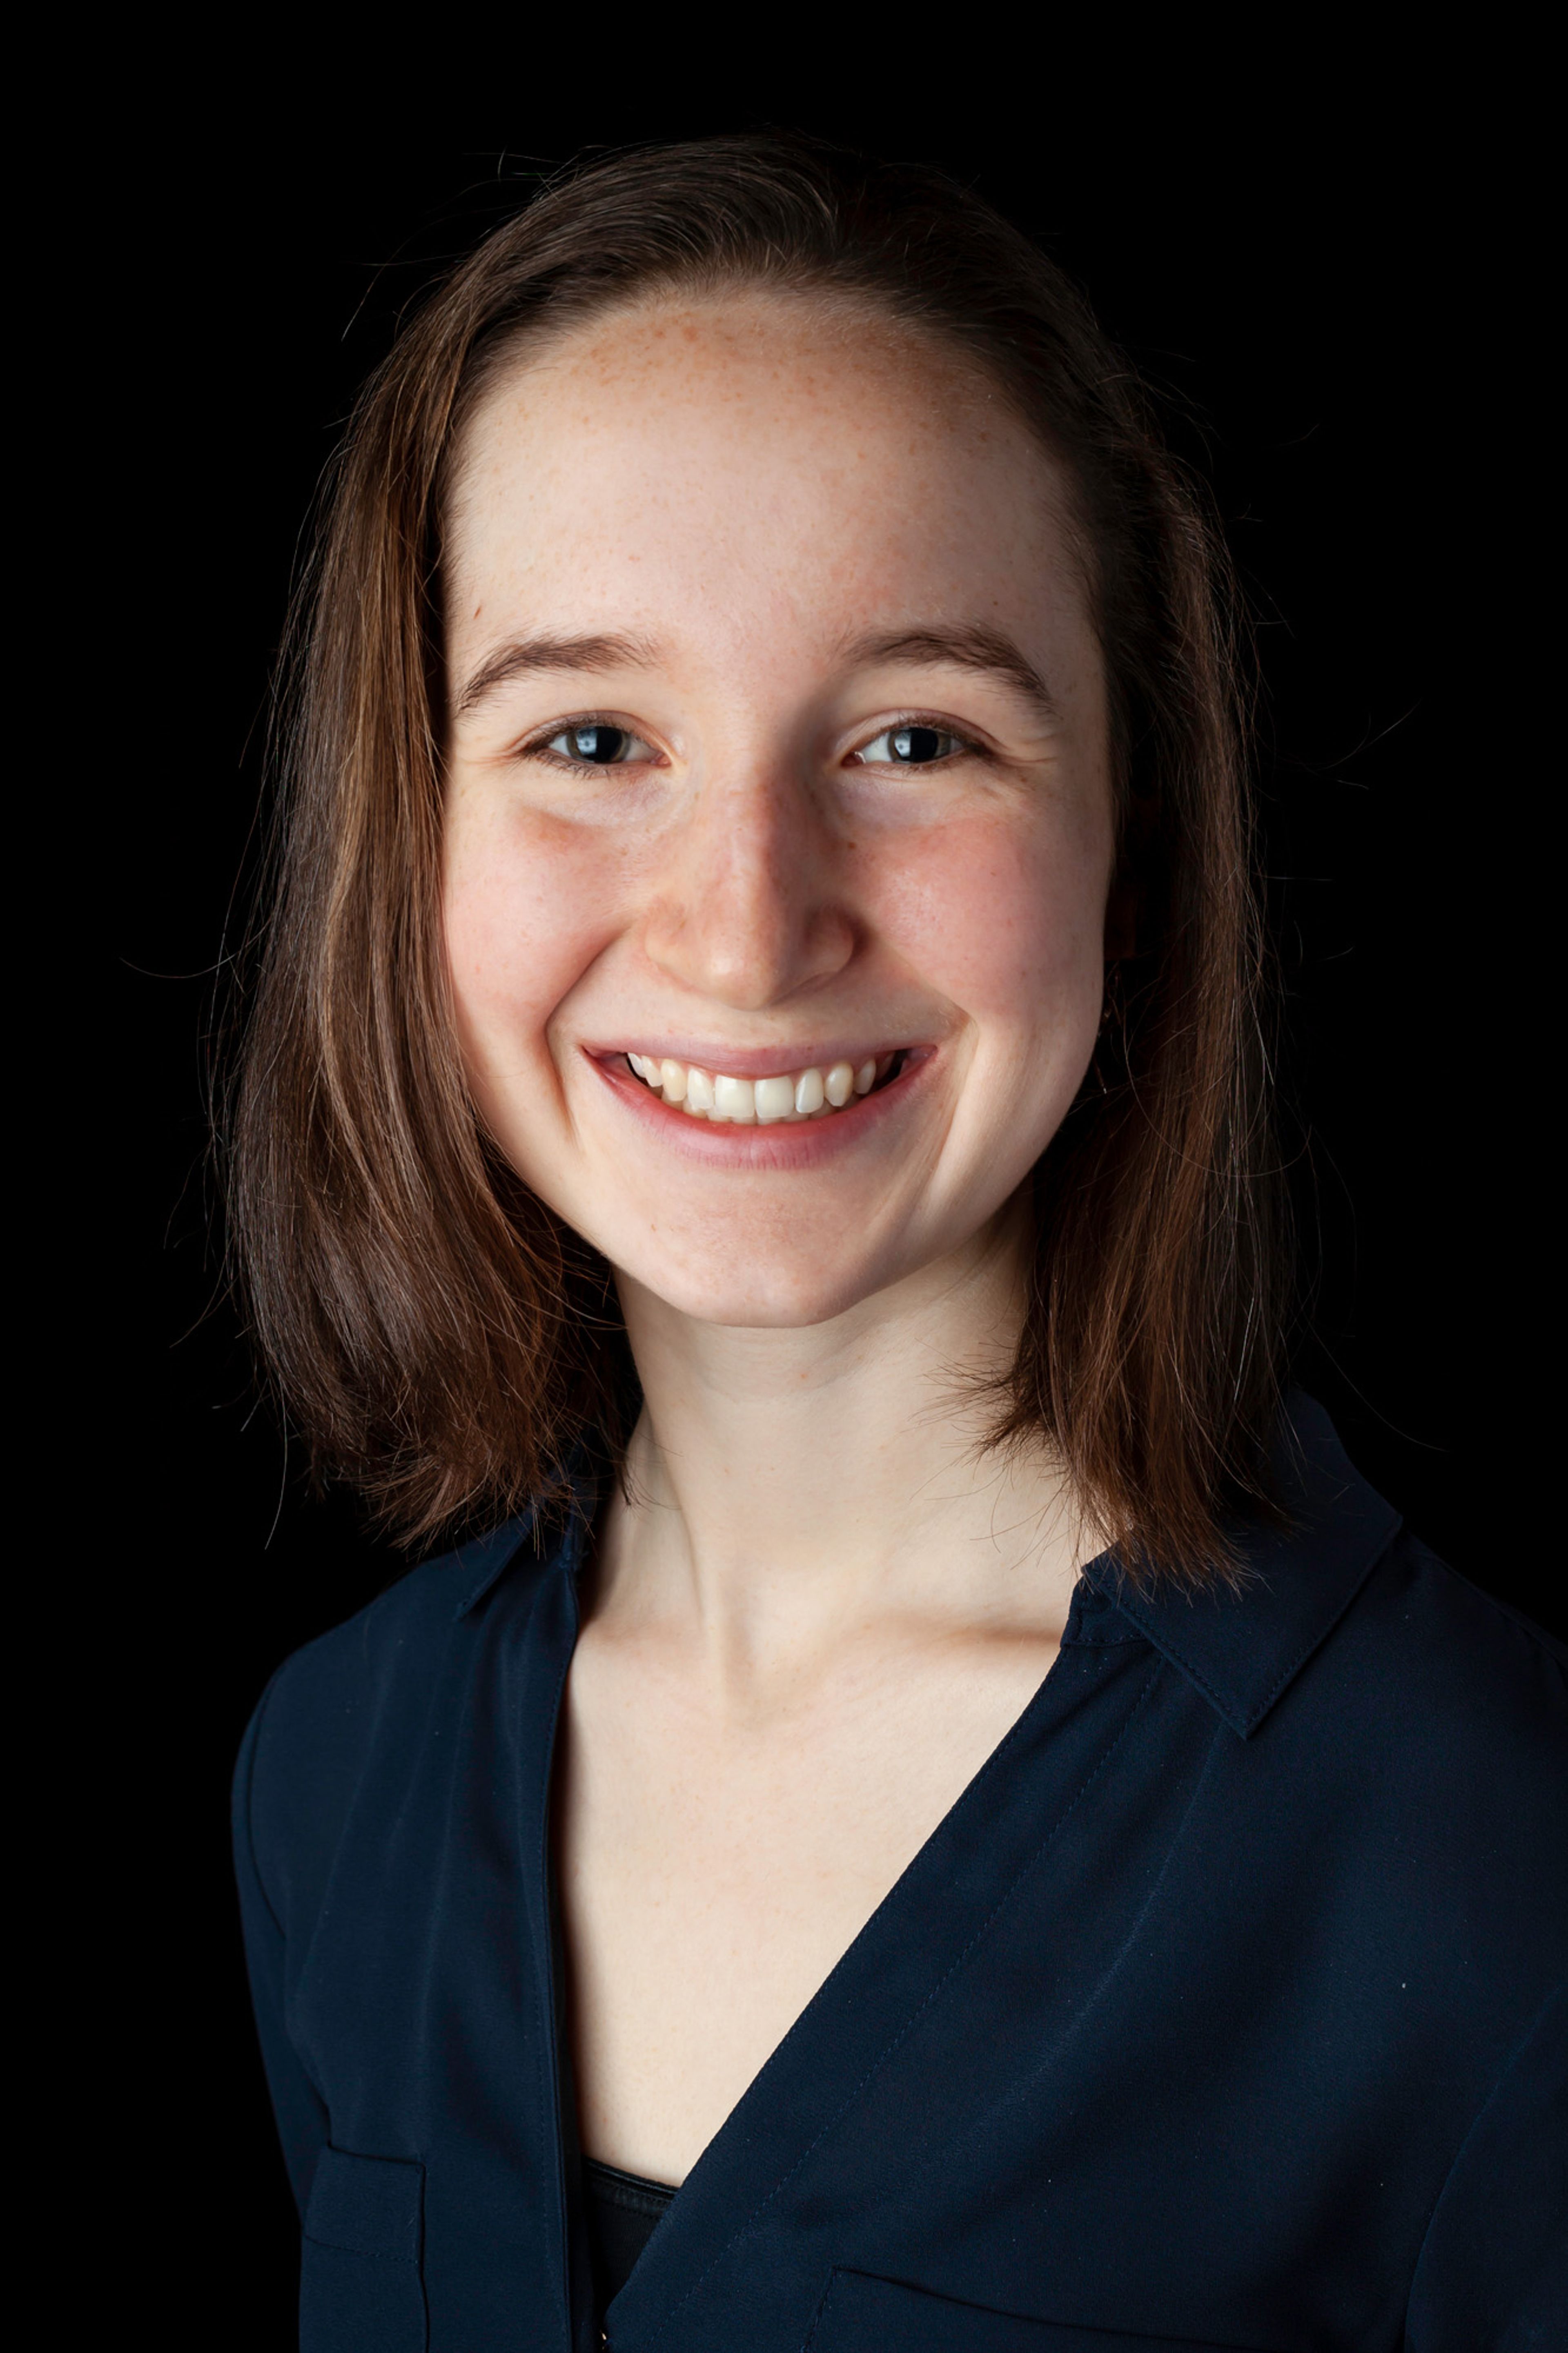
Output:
[442, 292, 1115, 1327]
[441, 294, 1120, 2185]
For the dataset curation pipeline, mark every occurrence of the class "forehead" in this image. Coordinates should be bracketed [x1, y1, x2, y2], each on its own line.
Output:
[443, 290, 1085, 658]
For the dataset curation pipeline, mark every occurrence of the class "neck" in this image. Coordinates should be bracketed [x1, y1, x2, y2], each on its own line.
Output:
[598, 1200, 1089, 1685]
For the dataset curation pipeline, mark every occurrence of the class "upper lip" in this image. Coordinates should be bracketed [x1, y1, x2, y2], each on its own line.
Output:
[587, 1040, 920, 1079]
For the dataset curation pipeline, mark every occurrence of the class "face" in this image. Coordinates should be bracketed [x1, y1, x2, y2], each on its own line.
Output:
[441, 291, 1116, 1329]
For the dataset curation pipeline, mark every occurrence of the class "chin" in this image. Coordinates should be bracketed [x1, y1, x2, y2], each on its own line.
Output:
[625, 1247, 906, 1333]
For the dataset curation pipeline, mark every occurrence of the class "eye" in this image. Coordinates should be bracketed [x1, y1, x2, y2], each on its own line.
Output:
[854, 723, 966, 766]
[536, 721, 656, 767]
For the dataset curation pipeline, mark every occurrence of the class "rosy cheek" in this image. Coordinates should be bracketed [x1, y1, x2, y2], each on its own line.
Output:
[863, 810, 1107, 1021]
[443, 804, 630, 1065]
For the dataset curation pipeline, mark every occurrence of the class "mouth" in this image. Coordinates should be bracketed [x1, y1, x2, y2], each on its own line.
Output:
[619, 1048, 911, 1124]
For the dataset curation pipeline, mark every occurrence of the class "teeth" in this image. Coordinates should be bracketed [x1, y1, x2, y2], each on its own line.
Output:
[626, 1050, 900, 1121]
[713, 1074, 756, 1124]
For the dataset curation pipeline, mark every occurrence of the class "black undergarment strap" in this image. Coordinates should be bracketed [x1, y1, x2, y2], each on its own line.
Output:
[583, 2157, 677, 2315]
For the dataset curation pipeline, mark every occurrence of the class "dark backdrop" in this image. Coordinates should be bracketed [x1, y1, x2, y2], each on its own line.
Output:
[107, 116, 1552, 2330]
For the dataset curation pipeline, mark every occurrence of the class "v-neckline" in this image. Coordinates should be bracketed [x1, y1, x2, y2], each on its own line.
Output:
[558, 1502, 1096, 2183]
[541, 1528, 1160, 2344]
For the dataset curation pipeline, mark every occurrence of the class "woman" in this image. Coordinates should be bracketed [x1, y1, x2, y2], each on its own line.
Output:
[230, 139, 1564, 2350]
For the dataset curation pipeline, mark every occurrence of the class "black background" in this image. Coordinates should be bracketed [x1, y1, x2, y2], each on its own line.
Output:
[107, 109, 1552, 2330]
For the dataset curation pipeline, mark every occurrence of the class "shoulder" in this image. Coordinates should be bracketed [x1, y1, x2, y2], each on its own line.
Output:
[1241, 1526, 1568, 1994]
[1278, 1530, 1568, 2052]
[1108, 1397, 1566, 1892]
[252, 1517, 529, 1744]
[1106, 1392, 1566, 1774]
[1330, 1527, 1565, 1749]
[234, 1513, 554, 1925]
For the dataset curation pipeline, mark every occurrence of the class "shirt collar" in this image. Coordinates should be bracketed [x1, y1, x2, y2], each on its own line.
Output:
[452, 1398, 1400, 1738]
[453, 1454, 602, 1618]
[1084, 1393, 1401, 1737]
[452, 1511, 547, 1617]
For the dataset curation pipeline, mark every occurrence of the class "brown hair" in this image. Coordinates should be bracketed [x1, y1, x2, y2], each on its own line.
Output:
[225, 134, 1286, 1575]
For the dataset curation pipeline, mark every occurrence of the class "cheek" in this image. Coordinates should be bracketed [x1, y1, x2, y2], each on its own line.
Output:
[866, 805, 1110, 1037]
[442, 797, 629, 1068]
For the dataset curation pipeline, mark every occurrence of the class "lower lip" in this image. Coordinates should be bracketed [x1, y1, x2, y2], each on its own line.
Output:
[587, 1051, 931, 1166]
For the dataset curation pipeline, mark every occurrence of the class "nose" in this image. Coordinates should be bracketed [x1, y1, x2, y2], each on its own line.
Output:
[641, 768, 857, 1012]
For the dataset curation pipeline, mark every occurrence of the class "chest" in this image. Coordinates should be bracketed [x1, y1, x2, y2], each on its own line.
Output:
[281, 1602, 1521, 2351]
[554, 1631, 1060, 2183]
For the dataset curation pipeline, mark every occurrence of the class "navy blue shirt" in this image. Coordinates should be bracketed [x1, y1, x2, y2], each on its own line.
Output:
[234, 1401, 1566, 2350]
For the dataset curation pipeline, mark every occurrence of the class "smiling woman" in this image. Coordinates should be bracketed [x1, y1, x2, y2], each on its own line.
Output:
[232, 142, 1276, 1572]
[227, 139, 1565, 2353]
[441, 285, 1118, 1367]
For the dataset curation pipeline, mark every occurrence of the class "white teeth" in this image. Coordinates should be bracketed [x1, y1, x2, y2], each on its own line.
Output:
[626, 1050, 900, 1122]
[754, 1075, 795, 1124]
[713, 1074, 756, 1123]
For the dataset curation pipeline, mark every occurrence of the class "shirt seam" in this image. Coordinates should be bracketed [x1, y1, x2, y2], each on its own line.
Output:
[1402, 1976, 1564, 2336]
[801, 2267, 846, 2350]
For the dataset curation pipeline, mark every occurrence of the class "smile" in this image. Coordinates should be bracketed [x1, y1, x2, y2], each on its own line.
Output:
[624, 1051, 904, 1123]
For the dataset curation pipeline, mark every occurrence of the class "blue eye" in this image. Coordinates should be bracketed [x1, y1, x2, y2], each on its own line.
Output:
[546, 723, 646, 765]
[858, 725, 961, 765]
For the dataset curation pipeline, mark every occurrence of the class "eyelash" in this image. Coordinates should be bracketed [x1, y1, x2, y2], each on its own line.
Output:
[519, 714, 656, 773]
[517, 711, 989, 772]
[853, 714, 987, 768]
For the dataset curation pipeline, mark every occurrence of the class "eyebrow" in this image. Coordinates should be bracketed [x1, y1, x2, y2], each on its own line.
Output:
[454, 620, 1060, 723]
[454, 631, 662, 716]
[840, 625, 1060, 721]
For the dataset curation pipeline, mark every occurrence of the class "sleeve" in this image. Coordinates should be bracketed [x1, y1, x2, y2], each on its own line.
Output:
[232, 1673, 331, 2219]
[1405, 1982, 1567, 2351]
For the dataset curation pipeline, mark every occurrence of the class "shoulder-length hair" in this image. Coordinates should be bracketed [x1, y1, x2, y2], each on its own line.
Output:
[225, 134, 1287, 1577]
